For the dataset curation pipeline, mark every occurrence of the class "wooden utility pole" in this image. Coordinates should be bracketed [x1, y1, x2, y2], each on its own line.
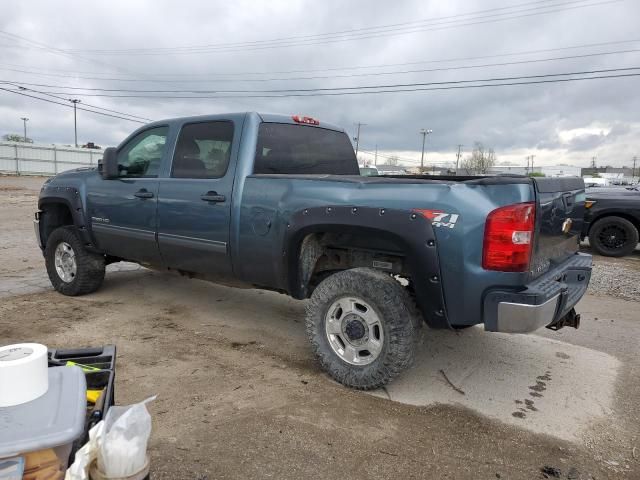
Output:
[353, 122, 366, 157]
[455, 144, 463, 171]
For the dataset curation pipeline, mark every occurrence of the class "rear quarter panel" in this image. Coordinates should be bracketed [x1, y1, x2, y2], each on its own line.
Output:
[234, 176, 535, 327]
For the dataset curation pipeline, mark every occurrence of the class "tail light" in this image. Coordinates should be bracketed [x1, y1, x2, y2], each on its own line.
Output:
[482, 202, 535, 272]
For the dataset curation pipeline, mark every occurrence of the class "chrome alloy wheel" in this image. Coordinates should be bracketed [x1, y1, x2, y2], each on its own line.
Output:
[324, 297, 384, 365]
[54, 241, 77, 283]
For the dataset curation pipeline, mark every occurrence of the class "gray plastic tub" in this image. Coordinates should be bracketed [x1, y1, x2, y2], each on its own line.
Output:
[0, 366, 86, 467]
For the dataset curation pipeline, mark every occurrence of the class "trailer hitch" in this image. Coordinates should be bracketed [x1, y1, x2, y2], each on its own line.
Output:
[546, 308, 581, 331]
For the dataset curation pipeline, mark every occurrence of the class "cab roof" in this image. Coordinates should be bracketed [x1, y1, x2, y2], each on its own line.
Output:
[150, 112, 345, 133]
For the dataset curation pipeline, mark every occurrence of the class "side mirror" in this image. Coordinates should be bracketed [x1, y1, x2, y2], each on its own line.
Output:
[101, 147, 119, 179]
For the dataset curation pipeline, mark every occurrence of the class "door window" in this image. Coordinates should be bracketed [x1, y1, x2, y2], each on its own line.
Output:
[117, 126, 169, 178]
[172, 121, 234, 179]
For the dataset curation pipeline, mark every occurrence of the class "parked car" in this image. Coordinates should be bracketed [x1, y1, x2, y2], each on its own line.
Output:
[359, 166, 379, 176]
[34, 112, 592, 389]
[583, 177, 610, 188]
[582, 186, 640, 257]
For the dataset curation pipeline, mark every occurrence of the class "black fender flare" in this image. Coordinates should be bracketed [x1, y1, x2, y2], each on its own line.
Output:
[38, 185, 94, 248]
[283, 205, 450, 329]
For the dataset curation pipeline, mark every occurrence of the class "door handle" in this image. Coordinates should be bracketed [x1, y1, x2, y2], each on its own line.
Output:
[200, 191, 226, 203]
[134, 189, 154, 199]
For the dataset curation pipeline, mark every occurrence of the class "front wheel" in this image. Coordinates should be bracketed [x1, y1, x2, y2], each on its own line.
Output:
[45, 226, 105, 296]
[305, 268, 420, 390]
[589, 216, 639, 257]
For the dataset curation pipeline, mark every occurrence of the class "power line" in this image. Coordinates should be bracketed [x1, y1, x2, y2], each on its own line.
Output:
[11, 85, 153, 121]
[0, 87, 147, 123]
[57, 1, 616, 56]
[2, 46, 639, 85]
[2, 38, 639, 80]
[3, 67, 638, 97]
[62, 0, 569, 53]
[0, 31, 135, 75]
[4, 71, 637, 100]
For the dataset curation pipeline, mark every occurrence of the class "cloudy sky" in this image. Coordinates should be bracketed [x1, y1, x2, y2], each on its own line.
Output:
[1, 0, 639, 168]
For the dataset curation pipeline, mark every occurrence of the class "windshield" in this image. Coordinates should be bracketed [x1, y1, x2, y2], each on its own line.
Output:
[253, 123, 359, 175]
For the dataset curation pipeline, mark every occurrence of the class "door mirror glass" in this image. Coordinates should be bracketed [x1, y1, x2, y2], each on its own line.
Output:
[101, 147, 118, 179]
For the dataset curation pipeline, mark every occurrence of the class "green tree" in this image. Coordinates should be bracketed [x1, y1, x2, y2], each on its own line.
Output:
[2, 133, 33, 143]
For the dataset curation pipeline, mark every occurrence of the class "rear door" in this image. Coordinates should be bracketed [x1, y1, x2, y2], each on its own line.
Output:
[529, 177, 586, 278]
[156, 120, 240, 277]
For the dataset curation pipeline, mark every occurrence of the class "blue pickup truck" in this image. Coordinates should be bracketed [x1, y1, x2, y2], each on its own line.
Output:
[34, 112, 592, 389]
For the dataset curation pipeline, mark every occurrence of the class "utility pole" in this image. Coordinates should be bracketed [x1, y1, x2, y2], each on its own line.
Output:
[591, 156, 597, 169]
[530, 154, 535, 174]
[374, 144, 378, 166]
[455, 144, 463, 171]
[419, 128, 433, 171]
[70, 99, 81, 147]
[633, 156, 637, 180]
[353, 122, 367, 158]
[526, 156, 530, 175]
[20, 117, 29, 142]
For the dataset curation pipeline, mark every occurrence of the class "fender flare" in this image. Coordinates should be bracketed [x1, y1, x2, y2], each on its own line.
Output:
[38, 185, 94, 248]
[283, 205, 450, 329]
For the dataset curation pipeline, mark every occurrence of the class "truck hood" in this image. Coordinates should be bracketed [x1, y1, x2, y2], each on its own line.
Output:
[44, 167, 97, 185]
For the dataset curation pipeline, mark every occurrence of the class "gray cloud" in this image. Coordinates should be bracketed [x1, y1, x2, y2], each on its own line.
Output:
[0, 0, 639, 167]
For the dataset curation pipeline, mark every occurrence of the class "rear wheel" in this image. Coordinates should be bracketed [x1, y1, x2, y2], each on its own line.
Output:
[589, 216, 638, 257]
[45, 226, 105, 296]
[305, 268, 420, 390]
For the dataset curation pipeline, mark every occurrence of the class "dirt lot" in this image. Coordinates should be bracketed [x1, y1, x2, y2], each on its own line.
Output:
[1, 175, 638, 480]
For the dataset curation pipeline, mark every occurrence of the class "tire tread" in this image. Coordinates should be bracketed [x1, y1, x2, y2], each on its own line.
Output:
[305, 268, 421, 390]
[45, 226, 105, 296]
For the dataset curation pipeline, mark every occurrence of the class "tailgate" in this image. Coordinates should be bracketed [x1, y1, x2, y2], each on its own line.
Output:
[529, 177, 586, 279]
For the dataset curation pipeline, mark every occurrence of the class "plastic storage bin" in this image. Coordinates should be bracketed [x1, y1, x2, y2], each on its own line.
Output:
[0, 366, 86, 477]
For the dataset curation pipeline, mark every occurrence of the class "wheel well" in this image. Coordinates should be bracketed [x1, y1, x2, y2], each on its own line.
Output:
[292, 230, 409, 299]
[40, 202, 74, 246]
[589, 213, 640, 236]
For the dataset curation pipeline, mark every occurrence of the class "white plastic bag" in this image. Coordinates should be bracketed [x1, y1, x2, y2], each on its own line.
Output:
[65, 421, 105, 480]
[97, 396, 156, 478]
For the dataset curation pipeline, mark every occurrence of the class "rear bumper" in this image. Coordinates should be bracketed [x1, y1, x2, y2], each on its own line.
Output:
[483, 253, 592, 333]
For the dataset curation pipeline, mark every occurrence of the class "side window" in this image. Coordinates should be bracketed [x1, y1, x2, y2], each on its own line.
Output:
[117, 126, 168, 178]
[172, 121, 234, 179]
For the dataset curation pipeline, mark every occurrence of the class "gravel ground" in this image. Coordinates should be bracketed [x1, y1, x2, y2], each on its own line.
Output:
[588, 260, 640, 303]
[1, 175, 639, 479]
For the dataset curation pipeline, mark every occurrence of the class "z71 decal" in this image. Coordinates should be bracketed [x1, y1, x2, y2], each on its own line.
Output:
[414, 209, 460, 229]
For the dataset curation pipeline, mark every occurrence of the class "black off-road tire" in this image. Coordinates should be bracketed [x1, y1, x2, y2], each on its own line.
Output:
[589, 216, 639, 257]
[45, 226, 105, 296]
[305, 268, 421, 390]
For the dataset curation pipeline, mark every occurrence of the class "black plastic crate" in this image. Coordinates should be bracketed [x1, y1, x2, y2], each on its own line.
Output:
[48, 345, 116, 371]
[47, 346, 117, 454]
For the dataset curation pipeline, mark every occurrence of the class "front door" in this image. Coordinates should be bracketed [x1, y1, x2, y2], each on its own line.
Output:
[86, 126, 169, 265]
[156, 120, 237, 277]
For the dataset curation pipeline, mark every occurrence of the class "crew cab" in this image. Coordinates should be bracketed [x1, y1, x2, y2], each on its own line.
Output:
[34, 112, 592, 389]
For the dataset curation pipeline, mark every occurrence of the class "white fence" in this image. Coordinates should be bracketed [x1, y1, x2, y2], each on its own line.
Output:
[0, 142, 105, 176]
